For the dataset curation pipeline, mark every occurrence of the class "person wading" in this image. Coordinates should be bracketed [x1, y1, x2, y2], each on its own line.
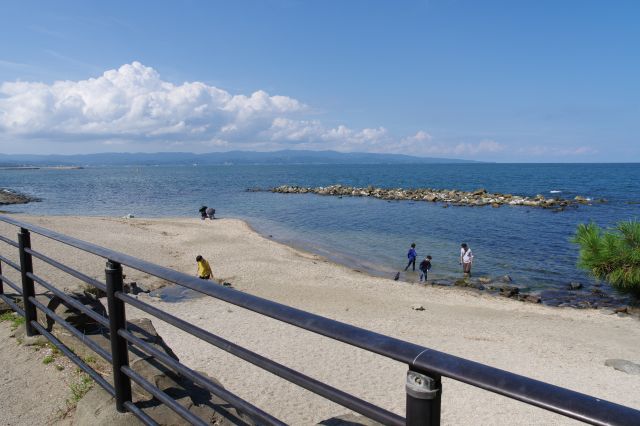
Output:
[419, 255, 432, 282]
[460, 243, 474, 275]
[404, 243, 417, 271]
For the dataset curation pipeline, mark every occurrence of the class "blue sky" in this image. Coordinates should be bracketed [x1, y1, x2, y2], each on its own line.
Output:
[0, 0, 638, 162]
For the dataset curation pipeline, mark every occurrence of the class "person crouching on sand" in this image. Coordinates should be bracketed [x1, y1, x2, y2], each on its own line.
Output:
[460, 243, 474, 275]
[404, 243, 417, 271]
[196, 255, 212, 280]
[199, 206, 208, 220]
[419, 255, 432, 282]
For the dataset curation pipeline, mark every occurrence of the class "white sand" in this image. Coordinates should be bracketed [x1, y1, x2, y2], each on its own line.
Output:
[0, 215, 638, 425]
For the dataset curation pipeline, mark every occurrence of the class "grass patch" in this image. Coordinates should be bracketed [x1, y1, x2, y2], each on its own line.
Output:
[51, 345, 61, 356]
[83, 355, 97, 364]
[43, 354, 55, 364]
[0, 311, 14, 322]
[69, 374, 93, 403]
[55, 364, 65, 371]
[0, 312, 25, 330]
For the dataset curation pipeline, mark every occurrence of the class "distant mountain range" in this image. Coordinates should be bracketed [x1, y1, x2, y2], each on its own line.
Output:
[0, 150, 481, 166]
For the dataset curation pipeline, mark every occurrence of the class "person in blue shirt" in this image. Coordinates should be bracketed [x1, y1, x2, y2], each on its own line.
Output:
[404, 243, 417, 271]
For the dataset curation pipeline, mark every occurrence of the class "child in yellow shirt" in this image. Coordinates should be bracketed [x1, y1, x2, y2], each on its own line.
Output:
[196, 255, 212, 279]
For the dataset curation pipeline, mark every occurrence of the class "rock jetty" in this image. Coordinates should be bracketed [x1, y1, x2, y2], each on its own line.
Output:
[269, 184, 599, 209]
[0, 188, 39, 205]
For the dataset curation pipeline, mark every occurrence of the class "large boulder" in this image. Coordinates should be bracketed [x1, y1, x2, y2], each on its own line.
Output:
[35, 292, 107, 335]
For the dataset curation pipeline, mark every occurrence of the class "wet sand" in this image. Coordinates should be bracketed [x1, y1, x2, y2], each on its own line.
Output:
[0, 215, 638, 425]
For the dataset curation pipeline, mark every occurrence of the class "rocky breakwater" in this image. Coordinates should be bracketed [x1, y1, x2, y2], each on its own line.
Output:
[269, 184, 601, 209]
[0, 188, 39, 205]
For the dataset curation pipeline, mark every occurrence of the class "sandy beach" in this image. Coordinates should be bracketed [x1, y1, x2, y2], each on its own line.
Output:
[0, 214, 639, 425]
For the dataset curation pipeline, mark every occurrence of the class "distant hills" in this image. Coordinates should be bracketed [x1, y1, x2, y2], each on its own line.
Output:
[0, 150, 480, 166]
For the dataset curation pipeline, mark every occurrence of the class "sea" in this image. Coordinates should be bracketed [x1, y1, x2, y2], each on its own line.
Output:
[1, 163, 639, 306]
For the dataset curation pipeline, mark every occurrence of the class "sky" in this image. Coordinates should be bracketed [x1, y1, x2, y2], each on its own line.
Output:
[0, 0, 638, 162]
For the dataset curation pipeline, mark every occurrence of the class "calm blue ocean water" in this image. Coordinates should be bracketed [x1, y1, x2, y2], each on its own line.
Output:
[2, 163, 639, 301]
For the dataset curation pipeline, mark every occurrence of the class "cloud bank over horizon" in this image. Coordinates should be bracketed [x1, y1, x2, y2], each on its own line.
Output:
[0, 62, 597, 159]
[0, 62, 509, 157]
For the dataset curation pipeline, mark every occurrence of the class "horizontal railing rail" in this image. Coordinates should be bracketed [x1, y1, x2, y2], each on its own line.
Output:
[1, 214, 639, 426]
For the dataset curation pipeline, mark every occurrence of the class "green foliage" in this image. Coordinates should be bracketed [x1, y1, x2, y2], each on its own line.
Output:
[69, 374, 93, 403]
[0, 312, 14, 322]
[43, 355, 55, 364]
[573, 220, 640, 295]
[0, 312, 25, 330]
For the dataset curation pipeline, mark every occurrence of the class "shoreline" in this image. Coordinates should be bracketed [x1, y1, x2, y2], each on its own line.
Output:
[1, 214, 639, 424]
[3, 211, 636, 312]
[234, 215, 635, 312]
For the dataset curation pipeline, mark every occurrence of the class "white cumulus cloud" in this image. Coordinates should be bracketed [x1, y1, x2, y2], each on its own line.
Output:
[0, 62, 304, 141]
[0, 61, 503, 158]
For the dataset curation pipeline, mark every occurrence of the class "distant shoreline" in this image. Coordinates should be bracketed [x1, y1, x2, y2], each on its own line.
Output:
[0, 166, 83, 170]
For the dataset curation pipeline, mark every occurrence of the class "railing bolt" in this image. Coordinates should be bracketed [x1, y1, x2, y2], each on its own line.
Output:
[406, 368, 441, 426]
[18, 228, 37, 336]
[106, 260, 132, 413]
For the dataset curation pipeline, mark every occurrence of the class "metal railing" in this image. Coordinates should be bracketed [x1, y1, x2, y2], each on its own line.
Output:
[0, 214, 638, 426]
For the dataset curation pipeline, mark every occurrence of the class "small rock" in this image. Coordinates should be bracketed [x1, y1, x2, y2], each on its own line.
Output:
[21, 334, 49, 347]
[524, 295, 541, 304]
[499, 274, 513, 283]
[604, 359, 640, 375]
[627, 306, 640, 316]
[393, 272, 400, 281]
[478, 277, 492, 284]
[499, 285, 519, 298]
[576, 301, 592, 309]
[318, 413, 383, 425]
[568, 282, 583, 290]
[411, 304, 425, 311]
[613, 307, 628, 314]
[122, 213, 134, 219]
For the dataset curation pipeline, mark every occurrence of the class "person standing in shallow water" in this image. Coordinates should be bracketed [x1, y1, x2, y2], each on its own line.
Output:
[460, 243, 474, 275]
[419, 255, 432, 282]
[404, 243, 417, 271]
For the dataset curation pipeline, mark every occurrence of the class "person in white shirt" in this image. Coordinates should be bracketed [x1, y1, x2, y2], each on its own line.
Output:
[460, 243, 474, 275]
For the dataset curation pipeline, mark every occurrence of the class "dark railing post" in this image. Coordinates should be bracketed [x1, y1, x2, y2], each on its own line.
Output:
[105, 260, 132, 412]
[406, 368, 441, 426]
[18, 228, 37, 336]
[0, 260, 4, 295]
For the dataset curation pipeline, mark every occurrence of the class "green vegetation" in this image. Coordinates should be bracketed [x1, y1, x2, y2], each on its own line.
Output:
[55, 364, 65, 371]
[42, 354, 55, 364]
[83, 355, 97, 364]
[0, 312, 25, 330]
[58, 372, 94, 419]
[573, 220, 640, 295]
[69, 373, 93, 403]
